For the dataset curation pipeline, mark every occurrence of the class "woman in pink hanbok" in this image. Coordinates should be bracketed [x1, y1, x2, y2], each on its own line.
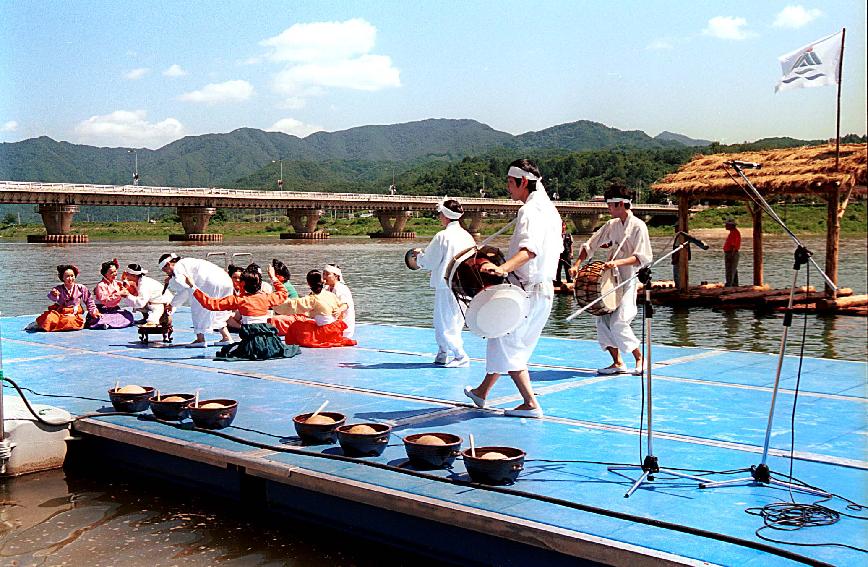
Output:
[88, 259, 135, 329]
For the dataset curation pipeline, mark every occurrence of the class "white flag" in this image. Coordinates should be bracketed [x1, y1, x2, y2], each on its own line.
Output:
[775, 31, 843, 93]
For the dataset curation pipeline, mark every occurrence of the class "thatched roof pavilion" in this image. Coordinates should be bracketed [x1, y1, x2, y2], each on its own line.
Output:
[652, 143, 866, 294]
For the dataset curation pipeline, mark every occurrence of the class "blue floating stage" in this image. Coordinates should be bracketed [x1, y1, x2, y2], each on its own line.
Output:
[1, 310, 866, 565]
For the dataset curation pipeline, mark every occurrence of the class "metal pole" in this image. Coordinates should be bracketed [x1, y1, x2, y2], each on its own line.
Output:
[835, 27, 846, 170]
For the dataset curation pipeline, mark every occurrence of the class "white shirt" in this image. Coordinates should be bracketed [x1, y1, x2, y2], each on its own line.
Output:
[417, 221, 477, 289]
[329, 280, 355, 335]
[168, 258, 234, 308]
[123, 275, 172, 309]
[509, 190, 563, 286]
[580, 211, 652, 283]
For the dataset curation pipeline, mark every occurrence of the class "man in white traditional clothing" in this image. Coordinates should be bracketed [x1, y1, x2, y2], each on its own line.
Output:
[571, 181, 652, 375]
[323, 264, 355, 339]
[463, 159, 562, 418]
[120, 263, 173, 324]
[159, 253, 234, 347]
[410, 198, 476, 367]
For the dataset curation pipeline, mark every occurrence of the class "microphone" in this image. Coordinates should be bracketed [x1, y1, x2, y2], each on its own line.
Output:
[678, 231, 709, 250]
[726, 160, 761, 169]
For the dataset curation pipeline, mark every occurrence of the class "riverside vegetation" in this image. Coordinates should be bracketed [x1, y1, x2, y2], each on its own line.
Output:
[1, 203, 864, 241]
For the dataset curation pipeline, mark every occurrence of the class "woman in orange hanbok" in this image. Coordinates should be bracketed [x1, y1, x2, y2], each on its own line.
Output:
[270, 270, 356, 348]
[35, 265, 101, 332]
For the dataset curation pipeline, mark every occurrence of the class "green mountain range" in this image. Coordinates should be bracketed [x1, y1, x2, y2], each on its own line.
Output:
[0, 118, 700, 187]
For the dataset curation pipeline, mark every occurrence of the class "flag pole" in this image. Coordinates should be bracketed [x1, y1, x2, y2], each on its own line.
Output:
[835, 27, 846, 170]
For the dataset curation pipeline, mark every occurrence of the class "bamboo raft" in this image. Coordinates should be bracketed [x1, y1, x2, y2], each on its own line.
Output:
[554, 281, 868, 316]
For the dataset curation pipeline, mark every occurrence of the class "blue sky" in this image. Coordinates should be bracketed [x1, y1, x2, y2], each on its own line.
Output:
[2, 1, 865, 149]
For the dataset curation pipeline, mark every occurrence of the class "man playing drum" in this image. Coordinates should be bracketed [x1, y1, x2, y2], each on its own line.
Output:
[411, 199, 476, 367]
[572, 182, 652, 375]
[463, 159, 562, 418]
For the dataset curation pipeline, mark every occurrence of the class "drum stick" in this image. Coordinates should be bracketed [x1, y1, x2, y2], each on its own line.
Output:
[469, 433, 477, 458]
[194, 390, 200, 408]
[114, 380, 120, 392]
[156, 389, 161, 401]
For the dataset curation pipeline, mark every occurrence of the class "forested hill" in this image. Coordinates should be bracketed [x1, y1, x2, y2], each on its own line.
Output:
[0, 118, 700, 187]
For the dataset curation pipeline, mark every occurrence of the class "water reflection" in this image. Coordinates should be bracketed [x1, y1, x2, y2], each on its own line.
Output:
[0, 468, 422, 566]
[0, 235, 864, 360]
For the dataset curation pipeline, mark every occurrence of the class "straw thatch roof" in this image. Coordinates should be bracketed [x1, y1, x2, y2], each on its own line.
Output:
[653, 143, 867, 199]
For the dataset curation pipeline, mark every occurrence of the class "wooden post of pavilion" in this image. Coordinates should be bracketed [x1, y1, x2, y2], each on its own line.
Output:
[676, 195, 690, 289]
[824, 181, 853, 299]
[749, 202, 764, 286]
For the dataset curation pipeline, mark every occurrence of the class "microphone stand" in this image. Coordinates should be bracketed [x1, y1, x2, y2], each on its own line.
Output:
[567, 243, 710, 497]
[697, 163, 833, 497]
[602, 246, 711, 497]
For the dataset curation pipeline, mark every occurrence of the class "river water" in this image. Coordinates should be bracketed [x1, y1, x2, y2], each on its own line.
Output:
[0, 235, 865, 565]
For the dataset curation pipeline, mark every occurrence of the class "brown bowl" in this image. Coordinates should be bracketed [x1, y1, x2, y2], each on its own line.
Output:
[293, 412, 347, 445]
[461, 446, 525, 485]
[403, 432, 462, 469]
[337, 423, 392, 457]
[108, 386, 155, 413]
[186, 399, 238, 430]
[149, 393, 195, 421]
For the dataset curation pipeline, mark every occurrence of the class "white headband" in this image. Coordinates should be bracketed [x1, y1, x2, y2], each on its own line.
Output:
[606, 198, 632, 204]
[437, 199, 463, 220]
[507, 166, 540, 181]
[126, 267, 148, 276]
[323, 264, 342, 277]
[159, 253, 179, 269]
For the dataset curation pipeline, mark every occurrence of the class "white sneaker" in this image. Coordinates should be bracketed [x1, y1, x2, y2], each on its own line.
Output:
[213, 339, 232, 346]
[597, 364, 627, 375]
[630, 364, 644, 375]
[445, 356, 470, 368]
[185, 341, 208, 348]
[434, 352, 448, 365]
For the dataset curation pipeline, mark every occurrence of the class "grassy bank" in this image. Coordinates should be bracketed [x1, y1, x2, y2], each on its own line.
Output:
[0, 203, 863, 241]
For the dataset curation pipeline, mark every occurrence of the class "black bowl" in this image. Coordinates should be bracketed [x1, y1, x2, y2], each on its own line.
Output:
[293, 412, 347, 445]
[187, 399, 238, 430]
[108, 386, 155, 413]
[149, 393, 195, 421]
[462, 446, 525, 485]
[337, 423, 392, 457]
[403, 432, 462, 469]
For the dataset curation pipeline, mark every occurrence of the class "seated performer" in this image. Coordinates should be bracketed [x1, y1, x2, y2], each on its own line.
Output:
[120, 264, 173, 325]
[34, 265, 101, 332]
[185, 264, 300, 361]
[323, 264, 355, 339]
[571, 181, 652, 375]
[160, 253, 234, 348]
[87, 259, 135, 329]
[411, 198, 476, 366]
[226, 264, 246, 331]
[272, 259, 300, 299]
[270, 270, 357, 348]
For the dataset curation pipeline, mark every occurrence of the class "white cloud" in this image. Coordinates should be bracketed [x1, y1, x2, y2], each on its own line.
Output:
[124, 67, 150, 80]
[647, 38, 674, 50]
[703, 16, 754, 40]
[273, 55, 400, 95]
[261, 19, 400, 106]
[1, 120, 18, 132]
[278, 97, 308, 110]
[179, 80, 254, 104]
[163, 64, 188, 77]
[267, 118, 324, 138]
[261, 18, 375, 62]
[74, 110, 184, 148]
[773, 5, 823, 28]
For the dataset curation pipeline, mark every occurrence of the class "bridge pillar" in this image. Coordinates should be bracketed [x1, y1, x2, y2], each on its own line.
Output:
[370, 210, 415, 238]
[169, 206, 223, 242]
[27, 204, 89, 243]
[281, 208, 328, 239]
[569, 213, 603, 235]
[462, 211, 486, 238]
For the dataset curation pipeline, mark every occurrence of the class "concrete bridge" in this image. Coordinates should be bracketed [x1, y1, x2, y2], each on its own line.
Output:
[0, 181, 681, 243]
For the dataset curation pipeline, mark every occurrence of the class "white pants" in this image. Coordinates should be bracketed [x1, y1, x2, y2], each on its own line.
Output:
[433, 288, 466, 358]
[191, 302, 231, 335]
[596, 280, 640, 353]
[486, 285, 554, 374]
